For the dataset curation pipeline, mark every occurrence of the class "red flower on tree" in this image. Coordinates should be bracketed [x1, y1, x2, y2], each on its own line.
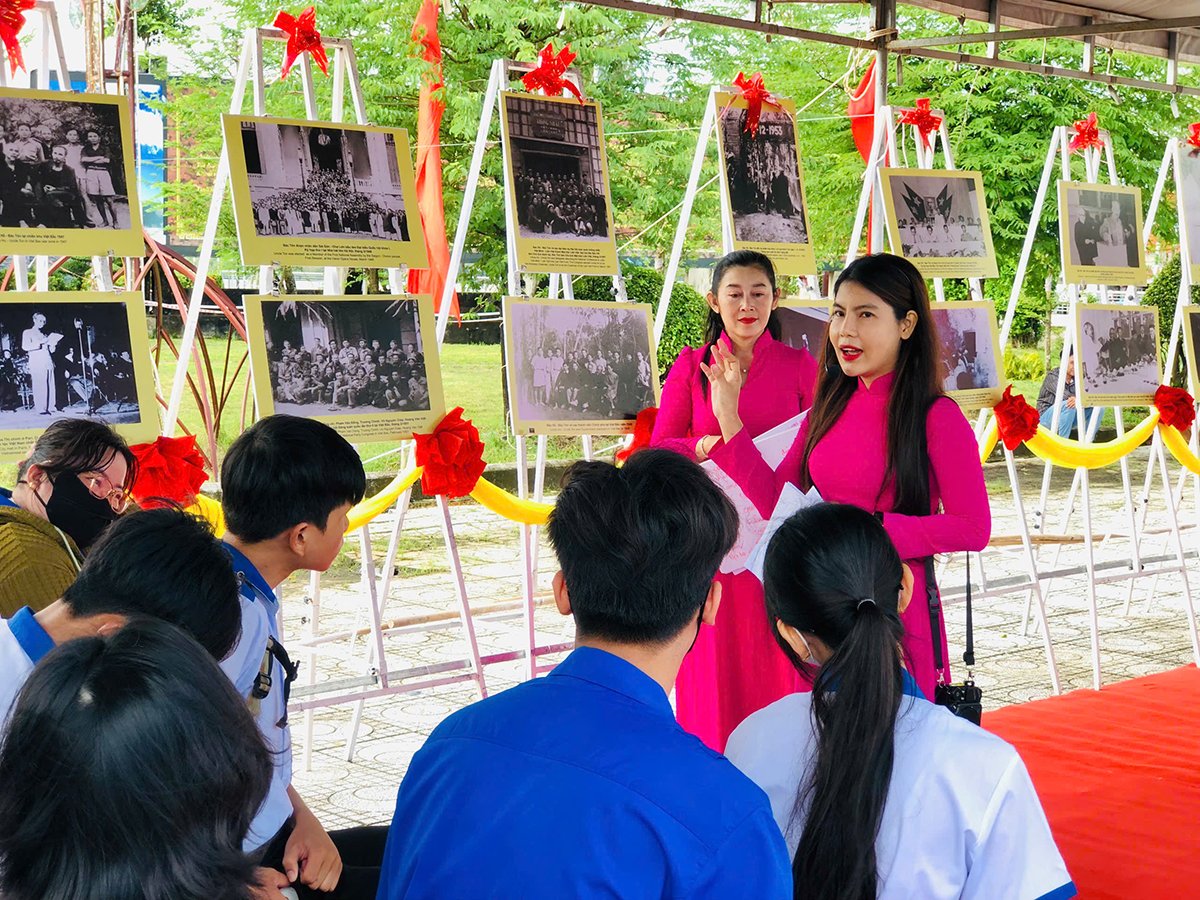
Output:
[1154, 385, 1196, 432]
[128, 435, 210, 508]
[615, 407, 658, 464]
[273, 6, 329, 80]
[522, 43, 583, 102]
[993, 386, 1040, 451]
[1069, 112, 1102, 153]
[731, 72, 780, 138]
[413, 407, 487, 498]
[898, 98, 942, 150]
[0, 0, 36, 76]
[1187, 123, 1200, 150]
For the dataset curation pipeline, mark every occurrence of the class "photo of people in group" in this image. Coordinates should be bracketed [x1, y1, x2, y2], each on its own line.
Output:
[1059, 182, 1149, 286]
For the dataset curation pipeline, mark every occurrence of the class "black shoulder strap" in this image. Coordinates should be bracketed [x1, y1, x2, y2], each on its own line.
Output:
[926, 554, 975, 681]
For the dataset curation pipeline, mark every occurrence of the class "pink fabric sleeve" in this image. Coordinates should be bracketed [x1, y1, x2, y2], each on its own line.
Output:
[709, 419, 808, 519]
[882, 397, 991, 559]
[650, 347, 704, 458]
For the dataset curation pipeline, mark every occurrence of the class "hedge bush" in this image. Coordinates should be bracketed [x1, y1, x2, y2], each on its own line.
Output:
[1004, 347, 1046, 381]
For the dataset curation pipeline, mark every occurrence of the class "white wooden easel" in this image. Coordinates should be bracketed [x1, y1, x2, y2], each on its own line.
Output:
[996, 124, 1200, 689]
[438, 57, 631, 681]
[850, 103, 1061, 693]
[0, 0, 116, 293]
[652, 85, 822, 343]
[156, 25, 491, 766]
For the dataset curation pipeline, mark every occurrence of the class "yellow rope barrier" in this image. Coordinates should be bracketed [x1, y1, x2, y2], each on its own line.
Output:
[1160, 421, 1200, 475]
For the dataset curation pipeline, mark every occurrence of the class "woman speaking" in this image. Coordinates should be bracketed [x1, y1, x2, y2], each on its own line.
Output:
[705, 253, 989, 698]
[651, 249, 816, 750]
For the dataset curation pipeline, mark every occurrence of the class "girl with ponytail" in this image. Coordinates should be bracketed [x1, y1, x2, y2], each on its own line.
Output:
[704, 253, 989, 697]
[725, 503, 1075, 900]
[651, 249, 817, 750]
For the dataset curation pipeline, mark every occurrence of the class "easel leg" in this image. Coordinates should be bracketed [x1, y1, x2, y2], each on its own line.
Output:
[439, 497, 487, 698]
[1156, 434, 1200, 665]
[1007, 450, 1061, 694]
[1079, 467, 1102, 690]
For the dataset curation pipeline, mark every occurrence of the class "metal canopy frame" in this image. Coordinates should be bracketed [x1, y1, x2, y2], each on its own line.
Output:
[575, 0, 1200, 98]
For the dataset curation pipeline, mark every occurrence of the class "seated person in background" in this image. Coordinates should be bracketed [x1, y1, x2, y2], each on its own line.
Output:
[218, 416, 384, 900]
[0, 418, 137, 616]
[0, 506, 241, 723]
[377, 449, 792, 899]
[1036, 352, 1101, 438]
[0, 619, 272, 900]
[726, 502, 1074, 900]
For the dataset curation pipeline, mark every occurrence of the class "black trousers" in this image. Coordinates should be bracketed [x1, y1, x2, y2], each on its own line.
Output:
[259, 818, 387, 900]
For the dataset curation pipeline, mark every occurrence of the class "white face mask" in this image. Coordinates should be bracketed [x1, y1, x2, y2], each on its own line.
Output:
[795, 629, 817, 665]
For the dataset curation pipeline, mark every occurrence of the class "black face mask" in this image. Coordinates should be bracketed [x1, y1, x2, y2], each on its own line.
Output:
[42, 473, 120, 550]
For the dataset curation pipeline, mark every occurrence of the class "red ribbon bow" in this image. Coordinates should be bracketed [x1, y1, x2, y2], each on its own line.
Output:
[413, 407, 487, 498]
[1187, 123, 1200, 150]
[898, 98, 942, 150]
[522, 43, 583, 102]
[128, 435, 210, 509]
[0, 0, 35, 76]
[1154, 385, 1196, 432]
[615, 407, 658, 464]
[273, 6, 329, 80]
[993, 386, 1040, 451]
[1069, 112, 1102, 154]
[731, 72, 780, 138]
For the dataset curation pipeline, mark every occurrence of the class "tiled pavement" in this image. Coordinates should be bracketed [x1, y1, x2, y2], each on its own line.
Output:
[286, 449, 1200, 828]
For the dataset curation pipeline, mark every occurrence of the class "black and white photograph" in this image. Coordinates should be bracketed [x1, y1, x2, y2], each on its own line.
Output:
[719, 108, 808, 245]
[1183, 305, 1200, 391]
[929, 301, 1004, 407]
[503, 298, 659, 436]
[1058, 182, 1149, 285]
[0, 294, 157, 459]
[1075, 304, 1160, 404]
[500, 93, 619, 275]
[223, 115, 426, 268]
[880, 168, 998, 279]
[1179, 149, 1200, 283]
[0, 88, 143, 257]
[776, 302, 829, 357]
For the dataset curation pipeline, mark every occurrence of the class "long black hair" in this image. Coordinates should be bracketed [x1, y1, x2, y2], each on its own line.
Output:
[0, 620, 272, 900]
[763, 502, 907, 900]
[699, 250, 783, 396]
[798, 253, 940, 515]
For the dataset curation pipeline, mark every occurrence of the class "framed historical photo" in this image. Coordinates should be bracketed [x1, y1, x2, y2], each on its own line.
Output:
[223, 115, 427, 269]
[1183, 305, 1200, 390]
[776, 300, 830, 357]
[243, 294, 445, 443]
[1058, 181, 1149, 286]
[499, 92, 618, 276]
[502, 298, 659, 436]
[0, 87, 143, 257]
[929, 300, 1005, 408]
[879, 168, 999, 280]
[0, 292, 157, 461]
[1178, 147, 1200, 283]
[714, 91, 816, 276]
[1075, 303, 1160, 406]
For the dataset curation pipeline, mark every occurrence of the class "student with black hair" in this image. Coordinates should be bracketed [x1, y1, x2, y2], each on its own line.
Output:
[377, 449, 791, 899]
[0, 506, 240, 723]
[707, 253, 990, 699]
[0, 417, 137, 615]
[725, 503, 1074, 900]
[217, 415, 382, 900]
[0, 619, 273, 900]
[651, 249, 818, 751]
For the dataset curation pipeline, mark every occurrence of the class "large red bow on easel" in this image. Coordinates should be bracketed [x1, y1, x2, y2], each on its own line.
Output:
[898, 98, 942, 150]
[0, 0, 35, 76]
[522, 43, 583, 102]
[1187, 123, 1200, 150]
[731, 72, 780, 138]
[1069, 112, 1102, 153]
[273, 6, 329, 80]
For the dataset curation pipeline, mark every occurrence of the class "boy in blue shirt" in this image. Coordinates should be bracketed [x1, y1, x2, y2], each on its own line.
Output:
[218, 415, 382, 900]
[377, 449, 792, 898]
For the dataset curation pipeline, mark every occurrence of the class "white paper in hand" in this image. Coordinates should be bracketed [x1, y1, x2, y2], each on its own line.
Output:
[700, 412, 805, 575]
[744, 482, 823, 583]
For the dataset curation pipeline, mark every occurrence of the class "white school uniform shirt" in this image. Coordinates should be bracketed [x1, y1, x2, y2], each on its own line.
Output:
[218, 544, 294, 853]
[725, 672, 1076, 900]
[0, 607, 56, 727]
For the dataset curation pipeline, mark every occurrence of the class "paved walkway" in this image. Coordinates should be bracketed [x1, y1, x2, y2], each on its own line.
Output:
[286, 449, 1200, 829]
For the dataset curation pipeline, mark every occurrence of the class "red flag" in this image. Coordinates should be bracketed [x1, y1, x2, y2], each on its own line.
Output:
[406, 0, 458, 322]
[847, 59, 883, 252]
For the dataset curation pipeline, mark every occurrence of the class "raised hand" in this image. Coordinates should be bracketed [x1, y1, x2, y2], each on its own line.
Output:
[699, 342, 745, 442]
